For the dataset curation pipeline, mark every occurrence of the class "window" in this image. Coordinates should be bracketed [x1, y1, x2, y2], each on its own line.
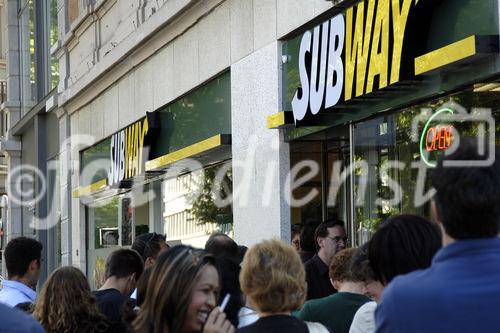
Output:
[49, 0, 59, 89]
[67, 0, 79, 28]
[163, 161, 233, 241]
[18, 0, 36, 115]
[352, 86, 500, 244]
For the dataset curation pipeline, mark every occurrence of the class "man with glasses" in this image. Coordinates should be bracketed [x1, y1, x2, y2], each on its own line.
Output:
[305, 219, 348, 300]
[130, 232, 169, 299]
[0, 237, 43, 307]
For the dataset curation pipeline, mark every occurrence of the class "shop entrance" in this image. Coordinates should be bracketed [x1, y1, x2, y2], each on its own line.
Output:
[290, 125, 353, 236]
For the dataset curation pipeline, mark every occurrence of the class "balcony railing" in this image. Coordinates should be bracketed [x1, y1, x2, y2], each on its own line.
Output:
[0, 82, 6, 104]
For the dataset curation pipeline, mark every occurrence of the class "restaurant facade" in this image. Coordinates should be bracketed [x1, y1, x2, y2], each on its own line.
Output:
[2, 0, 500, 283]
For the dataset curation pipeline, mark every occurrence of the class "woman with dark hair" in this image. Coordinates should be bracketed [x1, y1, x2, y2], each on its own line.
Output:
[133, 245, 234, 333]
[33, 266, 110, 333]
[348, 214, 441, 333]
[368, 214, 441, 298]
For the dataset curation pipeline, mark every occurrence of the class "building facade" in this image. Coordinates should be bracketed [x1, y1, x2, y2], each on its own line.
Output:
[1, 0, 499, 285]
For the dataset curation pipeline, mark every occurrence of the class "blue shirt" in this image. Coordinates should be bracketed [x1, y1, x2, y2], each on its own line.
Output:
[375, 238, 500, 333]
[0, 302, 45, 332]
[0, 280, 37, 307]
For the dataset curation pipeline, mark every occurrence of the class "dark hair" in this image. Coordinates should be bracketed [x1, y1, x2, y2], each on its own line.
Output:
[300, 224, 316, 253]
[105, 249, 144, 280]
[133, 245, 218, 333]
[136, 267, 152, 307]
[368, 215, 441, 285]
[291, 224, 301, 238]
[433, 138, 500, 239]
[314, 219, 345, 251]
[131, 233, 166, 262]
[237, 245, 248, 265]
[15, 302, 34, 313]
[205, 232, 238, 258]
[349, 242, 375, 282]
[4, 237, 43, 278]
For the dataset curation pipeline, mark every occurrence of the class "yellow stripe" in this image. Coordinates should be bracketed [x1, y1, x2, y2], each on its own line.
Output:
[145, 134, 223, 171]
[414, 36, 477, 75]
[267, 112, 287, 129]
[72, 179, 108, 198]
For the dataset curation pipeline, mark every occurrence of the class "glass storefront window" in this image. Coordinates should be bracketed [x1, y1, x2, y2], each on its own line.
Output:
[93, 197, 119, 249]
[163, 161, 233, 247]
[353, 88, 500, 245]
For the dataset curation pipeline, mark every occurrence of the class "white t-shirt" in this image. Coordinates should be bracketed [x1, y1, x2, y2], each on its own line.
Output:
[237, 306, 259, 328]
[349, 301, 377, 333]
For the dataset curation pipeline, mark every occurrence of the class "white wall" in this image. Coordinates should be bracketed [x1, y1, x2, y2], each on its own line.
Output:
[64, 0, 336, 260]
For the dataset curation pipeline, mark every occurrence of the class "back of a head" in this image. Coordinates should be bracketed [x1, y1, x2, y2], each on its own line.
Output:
[133, 245, 217, 333]
[329, 248, 358, 282]
[105, 248, 144, 280]
[33, 266, 108, 332]
[239, 239, 306, 314]
[368, 215, 441, 285]
[314, 219, 345, 250]
[433, 138, 500, 239]
[300, 224, 317, 253]
[4, 237, 42, 278]
[349, 243, 375, 283]
[131, 232, 166, 262]
[205, 232, 238, 258]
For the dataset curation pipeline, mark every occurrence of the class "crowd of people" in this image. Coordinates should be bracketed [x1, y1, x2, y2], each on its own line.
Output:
[0, 140, 499, 333]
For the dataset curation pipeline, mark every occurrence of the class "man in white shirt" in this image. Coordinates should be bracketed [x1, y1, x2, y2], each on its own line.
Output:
[0, 237, 43, 307]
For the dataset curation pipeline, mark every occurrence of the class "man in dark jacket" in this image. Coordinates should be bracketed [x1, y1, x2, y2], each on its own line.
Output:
[305, 219, 347, 300]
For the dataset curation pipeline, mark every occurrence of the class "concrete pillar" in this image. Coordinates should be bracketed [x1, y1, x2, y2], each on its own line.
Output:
[69, 119, 86, 271]
[231, 41, 291, 246]
[57, 110, 72, 266]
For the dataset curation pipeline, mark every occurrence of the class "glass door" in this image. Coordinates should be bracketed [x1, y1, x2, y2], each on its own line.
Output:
[289, 125, 352, 234]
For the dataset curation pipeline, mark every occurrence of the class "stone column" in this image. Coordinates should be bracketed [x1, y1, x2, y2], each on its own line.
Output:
[55, 108, 72, 266]
[231, 41, 291, 246]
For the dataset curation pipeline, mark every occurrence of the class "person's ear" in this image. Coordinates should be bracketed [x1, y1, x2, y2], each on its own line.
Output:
[145, 256, 155, 267]
[331, 279, 340, 290]
[317, 237, 324, 249]
[29, 259, 39, 272]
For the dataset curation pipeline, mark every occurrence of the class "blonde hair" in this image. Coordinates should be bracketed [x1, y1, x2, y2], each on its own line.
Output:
[33, 266, 109, 333]
[240, 239, 306, 313]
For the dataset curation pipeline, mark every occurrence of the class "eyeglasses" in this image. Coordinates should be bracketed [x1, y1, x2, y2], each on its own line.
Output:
[326, 236, 349, 244]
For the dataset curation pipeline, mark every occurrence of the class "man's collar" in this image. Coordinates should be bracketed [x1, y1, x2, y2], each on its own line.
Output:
[1, 280, 37, 301]
[312, 254, 329, 275]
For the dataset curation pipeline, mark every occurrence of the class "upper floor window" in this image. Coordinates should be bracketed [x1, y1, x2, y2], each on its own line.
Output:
[18, 0, 36, 116]
[50, 0, 58, 89]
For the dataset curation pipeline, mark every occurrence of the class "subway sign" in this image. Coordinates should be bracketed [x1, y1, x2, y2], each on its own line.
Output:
[109, 113, 159, 186]
[292, 0, 417, 122]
